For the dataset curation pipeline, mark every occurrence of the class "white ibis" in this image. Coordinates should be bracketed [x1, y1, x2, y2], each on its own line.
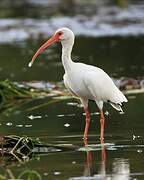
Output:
[28, 27, 128, 141]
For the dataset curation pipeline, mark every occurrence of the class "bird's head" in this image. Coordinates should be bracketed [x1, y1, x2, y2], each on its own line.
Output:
[55, 27, 74, 42]
[28, 27, 74, 67]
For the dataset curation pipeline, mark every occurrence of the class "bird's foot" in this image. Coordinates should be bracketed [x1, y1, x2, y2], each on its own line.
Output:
[100, 137, 104, 144]
[83, 136, 88, 140]
[83, 136, 88, 146]
[83, 130, 88, 140]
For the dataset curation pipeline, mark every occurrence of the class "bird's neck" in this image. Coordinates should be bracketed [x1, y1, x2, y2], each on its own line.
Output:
[61, 40, 74, 72]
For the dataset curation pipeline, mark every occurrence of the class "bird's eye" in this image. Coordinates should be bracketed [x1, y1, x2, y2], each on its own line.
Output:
[58, 31, 63, 36]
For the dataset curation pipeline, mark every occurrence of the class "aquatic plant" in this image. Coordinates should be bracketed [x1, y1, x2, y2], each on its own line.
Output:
[0, 79, 48, 111]
[0, 80, 73, 113]
[18, 170, 42, 180]
[0, 135, 70, 162]
[0, 169, 42, 180]
[0, 80, 32, 106]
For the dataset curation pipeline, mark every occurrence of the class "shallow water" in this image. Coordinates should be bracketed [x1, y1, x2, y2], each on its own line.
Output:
[0, 92, 144, 179]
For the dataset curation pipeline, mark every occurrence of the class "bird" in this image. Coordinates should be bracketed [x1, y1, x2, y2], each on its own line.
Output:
[28, 27, 128, 141]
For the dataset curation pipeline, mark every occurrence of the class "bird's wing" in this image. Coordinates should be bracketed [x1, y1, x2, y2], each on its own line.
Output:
[83, 68, 127, 105]
[63, 73, 79, 97]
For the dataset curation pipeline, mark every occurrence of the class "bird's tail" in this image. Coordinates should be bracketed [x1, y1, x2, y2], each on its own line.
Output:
[109, 87, 128, 112]
[109, 102, 123, 112]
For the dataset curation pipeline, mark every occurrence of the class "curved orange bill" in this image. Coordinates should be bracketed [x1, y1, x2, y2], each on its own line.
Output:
[28, 34, 59, 67]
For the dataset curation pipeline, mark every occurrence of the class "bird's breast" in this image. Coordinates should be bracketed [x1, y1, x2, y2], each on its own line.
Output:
[63, 72, 93, 100]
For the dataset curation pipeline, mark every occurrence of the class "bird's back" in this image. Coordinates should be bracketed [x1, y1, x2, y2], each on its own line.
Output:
[81, 63, 127, 104]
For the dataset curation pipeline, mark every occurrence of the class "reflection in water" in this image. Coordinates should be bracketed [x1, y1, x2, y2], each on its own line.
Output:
[83, 139, 93, 177]
[112, 159, 130, 180]
[79, 139, 130, 180]
[99, 141, 106, 179]
[83, 139, 106, 179]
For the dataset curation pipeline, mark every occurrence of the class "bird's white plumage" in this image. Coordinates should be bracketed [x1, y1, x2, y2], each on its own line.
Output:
[57, 27, 127, 111]
[64, 62, 127, 111]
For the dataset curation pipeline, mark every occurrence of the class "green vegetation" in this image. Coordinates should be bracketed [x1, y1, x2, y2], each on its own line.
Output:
[0, 80, 30, 112]
[0, 80, 47, 111]
[0, 79, 73, 114]
[0, 135, 42, 179]
[0, 169, 42, 180]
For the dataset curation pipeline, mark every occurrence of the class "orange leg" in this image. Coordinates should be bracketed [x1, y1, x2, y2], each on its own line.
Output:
[100, 110, 105, 141]
[83, 108, 90, 139]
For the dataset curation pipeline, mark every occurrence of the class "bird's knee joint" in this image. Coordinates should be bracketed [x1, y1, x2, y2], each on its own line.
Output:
[100, 118, 104, 124]
[86, 113, 90, 119]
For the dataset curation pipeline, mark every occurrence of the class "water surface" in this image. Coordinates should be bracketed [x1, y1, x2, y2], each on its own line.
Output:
[0, 91, 144, 179]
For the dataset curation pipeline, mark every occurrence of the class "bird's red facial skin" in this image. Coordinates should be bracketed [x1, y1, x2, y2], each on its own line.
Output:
[55, 31, 63, 41]
[30, 31, 63, 66]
